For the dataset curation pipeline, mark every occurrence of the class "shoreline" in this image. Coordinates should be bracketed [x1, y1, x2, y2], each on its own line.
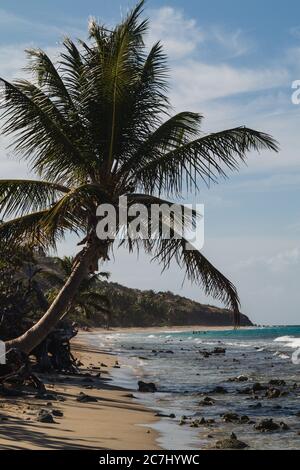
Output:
[81, 325, 252, 335]
[0, 338, 161, 450]
[86, 325, 300, 450]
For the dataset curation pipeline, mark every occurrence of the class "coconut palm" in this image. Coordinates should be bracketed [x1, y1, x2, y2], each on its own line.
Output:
[0, 1, 278, 354]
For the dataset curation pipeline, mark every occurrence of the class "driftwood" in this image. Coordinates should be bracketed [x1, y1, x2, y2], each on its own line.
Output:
[0, 348, 45, 394]
[32, 322, 79, 373]
[0, 322, 79, 397]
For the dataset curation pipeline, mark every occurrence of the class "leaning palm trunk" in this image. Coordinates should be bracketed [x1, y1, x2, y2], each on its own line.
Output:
[6, 242, 102, 354]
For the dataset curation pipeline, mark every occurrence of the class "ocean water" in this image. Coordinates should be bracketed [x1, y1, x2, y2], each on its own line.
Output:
[86, 326, 300, 450]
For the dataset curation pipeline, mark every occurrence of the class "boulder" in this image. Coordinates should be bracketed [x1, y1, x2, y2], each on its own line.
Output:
[215, 433, 249, 450]
[280, 421, 290, 431]
[229, 375, 248, 383]
[199, 396, 215, 406]
[222, 412, 240, 423]
[213, 347, 226, 355]
[37, 409, 55, 424]
[138, 381, 157, 393]
[266, 388, 281, 399]
[237, 387, 252, 395]
[236, 375, 249, 382]
[240, 415, 250, 424]
[76, 392, 98, 403]
[254, 419, 280, 432]
[269, 379, 286, 387]
[252, 383, 267, 392]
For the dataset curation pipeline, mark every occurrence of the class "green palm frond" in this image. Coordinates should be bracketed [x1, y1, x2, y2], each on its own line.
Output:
[133, 126, 279, 194]
[25, 48, 77, 115]
[41, 183, 111, 235]
[120, 230, 240, 324]
[0, 179, 68, 218]
[154, 238, 240, 324]
[59, 37, 89, 104]
[117, 193, 239, 322]
[0, 210, 57, 248]
[0, 78, 93, 184]
[118, 111, 202, 177]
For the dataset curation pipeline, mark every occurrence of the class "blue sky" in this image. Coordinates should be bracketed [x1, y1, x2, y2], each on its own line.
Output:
[0, 0, 300, 324]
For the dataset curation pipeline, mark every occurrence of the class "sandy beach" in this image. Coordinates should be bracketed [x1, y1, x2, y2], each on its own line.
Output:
[81, 325, 239, 334]
[0, 338, 160, 450]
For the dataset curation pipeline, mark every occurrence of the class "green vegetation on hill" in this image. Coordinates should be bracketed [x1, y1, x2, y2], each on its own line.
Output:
[0, 252, 252, 336]
[101, 282, 253, 328]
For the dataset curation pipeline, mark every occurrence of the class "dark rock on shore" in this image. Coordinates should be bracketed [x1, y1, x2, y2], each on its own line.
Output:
[155, 412, 176, 419]
[138, 381, 157, 393]
[252, 382, 267, 392]
[269, 379, 286, 387]
[222, 413, 240, 423]
[199, 396, 215, 406]
[237, 387, 252, 395]
[254, 419, 289, 432]
[228, 375, 249, 383]
[212, 386, 228, 394]
[213, 347, 226, 355]
[76, 392, 98, 403]
[266, 388, 281, 399]
[189, 417, 215, 428]
[37, 409, 55, 424]
[215, 433, 249, 450]
[199, 347, 226, 358]
[240, 415, 251, 424]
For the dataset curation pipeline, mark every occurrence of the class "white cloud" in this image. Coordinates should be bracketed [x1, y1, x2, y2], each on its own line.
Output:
[0, 45, 27, 80]
[171, 60, 289, 106]
[148, 6, 204, 59]
[148, 6, 253, 61]
[267, 248, 300, 271]
[235, 247, 300, 273]
[210, 26, 253, 58]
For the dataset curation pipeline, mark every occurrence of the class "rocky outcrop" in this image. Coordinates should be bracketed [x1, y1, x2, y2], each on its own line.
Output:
[138, 381, 157, 393]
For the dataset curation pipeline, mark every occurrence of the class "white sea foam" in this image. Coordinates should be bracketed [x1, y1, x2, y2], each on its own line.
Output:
[274, 335, 300, 349]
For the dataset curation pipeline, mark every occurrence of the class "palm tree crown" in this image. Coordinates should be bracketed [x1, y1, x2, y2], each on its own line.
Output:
[0, 0, 278, 328]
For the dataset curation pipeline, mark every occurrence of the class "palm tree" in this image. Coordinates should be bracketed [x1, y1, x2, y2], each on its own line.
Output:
[0, 1, 278, 354]
[45, 256, 110, 323]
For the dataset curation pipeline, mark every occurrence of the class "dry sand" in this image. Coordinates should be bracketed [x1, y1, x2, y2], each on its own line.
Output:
[0, 340, 160, 450]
